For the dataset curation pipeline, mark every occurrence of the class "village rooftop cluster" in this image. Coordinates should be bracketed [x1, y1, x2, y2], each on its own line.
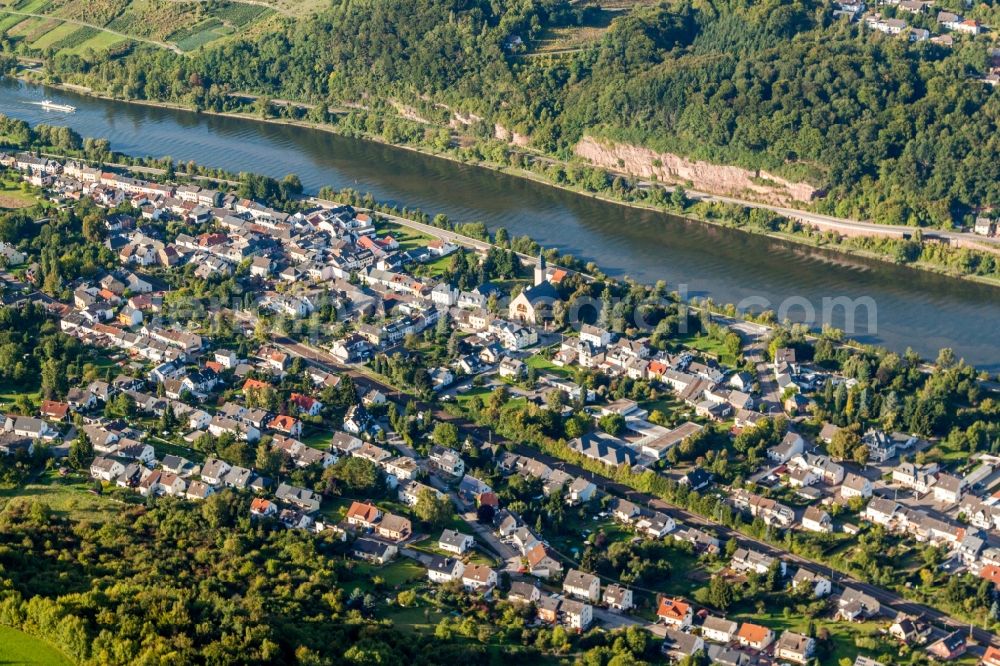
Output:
[1, 154, 999, 665]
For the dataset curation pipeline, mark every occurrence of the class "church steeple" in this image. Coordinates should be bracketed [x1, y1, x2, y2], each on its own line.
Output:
[534, 250, 546, 286]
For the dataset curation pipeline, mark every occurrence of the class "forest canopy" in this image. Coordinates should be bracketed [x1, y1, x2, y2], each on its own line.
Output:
[4, 0, 1000, 226]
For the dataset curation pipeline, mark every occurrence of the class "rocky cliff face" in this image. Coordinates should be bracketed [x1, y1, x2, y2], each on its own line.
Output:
[574, 136, 819, 205]
[494, 124, 531, 148]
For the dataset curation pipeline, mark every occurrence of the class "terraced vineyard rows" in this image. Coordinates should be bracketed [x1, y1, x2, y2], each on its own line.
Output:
[0, 0, 277, 55]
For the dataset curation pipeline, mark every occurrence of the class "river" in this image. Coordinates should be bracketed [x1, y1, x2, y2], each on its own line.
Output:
[1, 78, 997, 371]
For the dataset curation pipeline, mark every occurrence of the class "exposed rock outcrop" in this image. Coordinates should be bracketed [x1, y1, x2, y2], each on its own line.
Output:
[391, 101, 430, 124]
[494, 123, 531, 148]
[574, 136, 819, 205]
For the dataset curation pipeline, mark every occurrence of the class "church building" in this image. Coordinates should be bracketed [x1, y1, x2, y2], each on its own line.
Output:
[508, 252, 560, 325]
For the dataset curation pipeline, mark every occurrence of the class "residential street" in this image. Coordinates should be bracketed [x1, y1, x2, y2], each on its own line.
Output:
[270, 333, 1000, 652]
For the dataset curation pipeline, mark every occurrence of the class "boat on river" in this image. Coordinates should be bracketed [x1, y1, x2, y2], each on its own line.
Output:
[30, 99, 76, 112]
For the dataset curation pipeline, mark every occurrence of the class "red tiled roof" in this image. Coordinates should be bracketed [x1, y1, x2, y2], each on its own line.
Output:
[290, 393, 317, 410]
[270, 414, 300, 432]
[657, 598, 690, 621]
[983, 645, 1000, 666]
[738, 622, 771, 644]
[346, 501, 381, 524]
[647, 360, 668, 375]
[243, 378, 270, 391]
[980, 564, 1000, 586]
[40, 400, 69, 419]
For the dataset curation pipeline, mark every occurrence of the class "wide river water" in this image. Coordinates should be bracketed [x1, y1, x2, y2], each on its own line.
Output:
[1, 78, 998, 370]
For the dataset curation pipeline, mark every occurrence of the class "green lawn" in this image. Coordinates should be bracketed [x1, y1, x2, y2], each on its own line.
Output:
[923, 442, 971, 466]
[377, 221, 433, 251]
[640, 394, 687, 422]
[0, 626, 72, 666]
[300, 426, 334, 449]
[381, 603, 447, 633]
[525, 354, 572, 378]
[84, 347, 123, 371]
[147, 435, 204, 463]
[454, 386, 491, 406]
[318, 497, 350, 524]
[377, 559, 426, 587]
[502, 396, 527, 412]
[675, 332, 738, 366]
[348, 559, 426, 590]
[417, 253, 454, 277]
[0, 381, 41, 412]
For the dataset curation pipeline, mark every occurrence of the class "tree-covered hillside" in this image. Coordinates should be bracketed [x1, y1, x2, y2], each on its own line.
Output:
[0, 495, 516, 665]
[4, 0, 1000, 226]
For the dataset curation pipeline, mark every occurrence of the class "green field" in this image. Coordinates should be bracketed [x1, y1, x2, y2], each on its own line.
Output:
[0, 182, 38, 210]
[381, 604, 447, 633]
[0, 14, 121, 55]
[49, 24, 97, 50]
[64, 29, 125, 54]
[13, 0, 52, 12]
[0, 0, 277, 55]
[169, 18, 229, 52]
[21, 17, 56, 41]
[4, 15, 41, 37]
[28, 19, 75, 48]
[0, 626, 72, 666]
[0, 11, 27, 31]
[0, 471, 122, 522]
[210, 2, 270, 27]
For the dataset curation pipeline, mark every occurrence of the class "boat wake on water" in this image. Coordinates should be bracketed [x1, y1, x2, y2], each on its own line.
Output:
[28, 99, 76, 113]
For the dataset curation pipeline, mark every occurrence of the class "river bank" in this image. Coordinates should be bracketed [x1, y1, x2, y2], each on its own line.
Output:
[4, 75, 998, 368]
[20, 73, 1000, 289]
